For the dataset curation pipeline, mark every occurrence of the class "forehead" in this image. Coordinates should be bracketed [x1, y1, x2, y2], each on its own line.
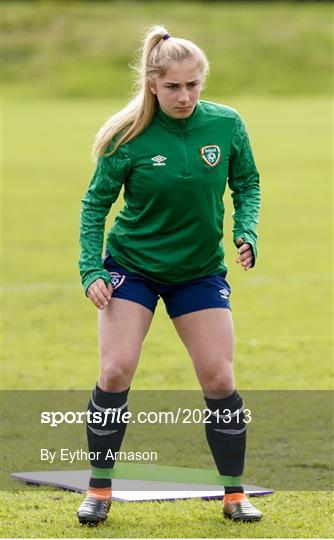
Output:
[160, 58, 202, 82]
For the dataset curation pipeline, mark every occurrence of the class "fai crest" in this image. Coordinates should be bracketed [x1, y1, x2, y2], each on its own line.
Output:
[108, 272, 126, 290]
[200, 145, 221, 167]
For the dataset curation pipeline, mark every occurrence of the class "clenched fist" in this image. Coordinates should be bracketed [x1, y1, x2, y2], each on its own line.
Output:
[87, 278, 113, 309]
[235, 238, 254, 271]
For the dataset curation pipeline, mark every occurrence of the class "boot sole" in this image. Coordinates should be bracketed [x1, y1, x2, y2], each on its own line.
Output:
[223, 510, 262, 522]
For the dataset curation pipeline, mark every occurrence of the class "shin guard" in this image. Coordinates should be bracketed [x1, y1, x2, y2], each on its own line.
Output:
[86, 384, 129, 470]
[204, 390, 246, 478]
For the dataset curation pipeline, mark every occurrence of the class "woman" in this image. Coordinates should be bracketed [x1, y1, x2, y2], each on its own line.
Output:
[78, 25, 262, 525]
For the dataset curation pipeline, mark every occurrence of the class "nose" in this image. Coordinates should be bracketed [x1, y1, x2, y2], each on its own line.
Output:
[178, 87, 190, 104]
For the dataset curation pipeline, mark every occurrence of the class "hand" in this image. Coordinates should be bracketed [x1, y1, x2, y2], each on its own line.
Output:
[236, 238, 253, 271]
[87, 278, 113, 309]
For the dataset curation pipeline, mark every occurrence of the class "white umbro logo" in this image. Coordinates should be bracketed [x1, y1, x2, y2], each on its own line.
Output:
[151, 155, 167, 166]
[219, 288, 230, 300]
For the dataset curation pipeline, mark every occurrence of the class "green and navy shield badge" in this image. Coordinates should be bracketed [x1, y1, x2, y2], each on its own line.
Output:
[200, 145, 221, 167]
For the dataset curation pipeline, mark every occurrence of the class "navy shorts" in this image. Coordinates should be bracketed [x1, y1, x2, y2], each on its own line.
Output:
[103, 252, 231, 319]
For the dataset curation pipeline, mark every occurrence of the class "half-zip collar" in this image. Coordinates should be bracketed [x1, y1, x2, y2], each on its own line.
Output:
[155, 101, 204, 133]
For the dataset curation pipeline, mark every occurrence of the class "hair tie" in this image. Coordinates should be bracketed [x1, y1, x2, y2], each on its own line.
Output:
[162, 33, 171, 41]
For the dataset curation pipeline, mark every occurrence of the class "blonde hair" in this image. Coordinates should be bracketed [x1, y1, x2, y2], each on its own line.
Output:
[92, 25, 209, 160]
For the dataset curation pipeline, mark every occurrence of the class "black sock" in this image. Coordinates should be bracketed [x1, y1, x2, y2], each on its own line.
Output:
[89, 477, 112, 489]
[204, 390, 246, 485]
[224, 486, 244, 494]
[86, 384, 129, 479]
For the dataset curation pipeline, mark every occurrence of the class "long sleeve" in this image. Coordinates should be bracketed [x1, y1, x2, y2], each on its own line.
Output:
[79, 144, 130, 294]
[228, 114, 260, 266]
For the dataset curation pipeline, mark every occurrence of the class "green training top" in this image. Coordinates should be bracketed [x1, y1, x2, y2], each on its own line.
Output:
[79, 100, 260, 293]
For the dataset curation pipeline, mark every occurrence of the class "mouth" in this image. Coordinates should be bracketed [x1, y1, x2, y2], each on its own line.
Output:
[176, 106, 192, 113]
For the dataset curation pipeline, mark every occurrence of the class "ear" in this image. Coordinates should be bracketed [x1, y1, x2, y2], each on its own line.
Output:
[148, 80, 157, 95]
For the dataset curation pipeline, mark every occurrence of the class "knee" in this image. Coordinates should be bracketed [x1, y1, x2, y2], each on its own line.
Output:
[99, 361, 134, 391]
[201, 363, 234, 398]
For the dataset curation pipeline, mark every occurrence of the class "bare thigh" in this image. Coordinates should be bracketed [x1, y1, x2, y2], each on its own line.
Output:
[173, 308, 235, 399]
[98, 298, 154, 391]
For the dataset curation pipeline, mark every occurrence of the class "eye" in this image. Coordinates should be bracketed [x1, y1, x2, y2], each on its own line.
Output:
[187, 82, 198, 88]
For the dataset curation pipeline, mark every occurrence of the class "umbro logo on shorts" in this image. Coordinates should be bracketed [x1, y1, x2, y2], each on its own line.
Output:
[109, 272, 126, 290]
[219, 288, 230, 300]
[151, 155, 167, 166]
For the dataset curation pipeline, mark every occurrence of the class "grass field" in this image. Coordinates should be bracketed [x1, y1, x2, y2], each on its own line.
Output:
[1, 491, 333, 538]
[3, 0, 332, 98]
[2, 0, 333, 538]
[2, 94, 332, 538]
